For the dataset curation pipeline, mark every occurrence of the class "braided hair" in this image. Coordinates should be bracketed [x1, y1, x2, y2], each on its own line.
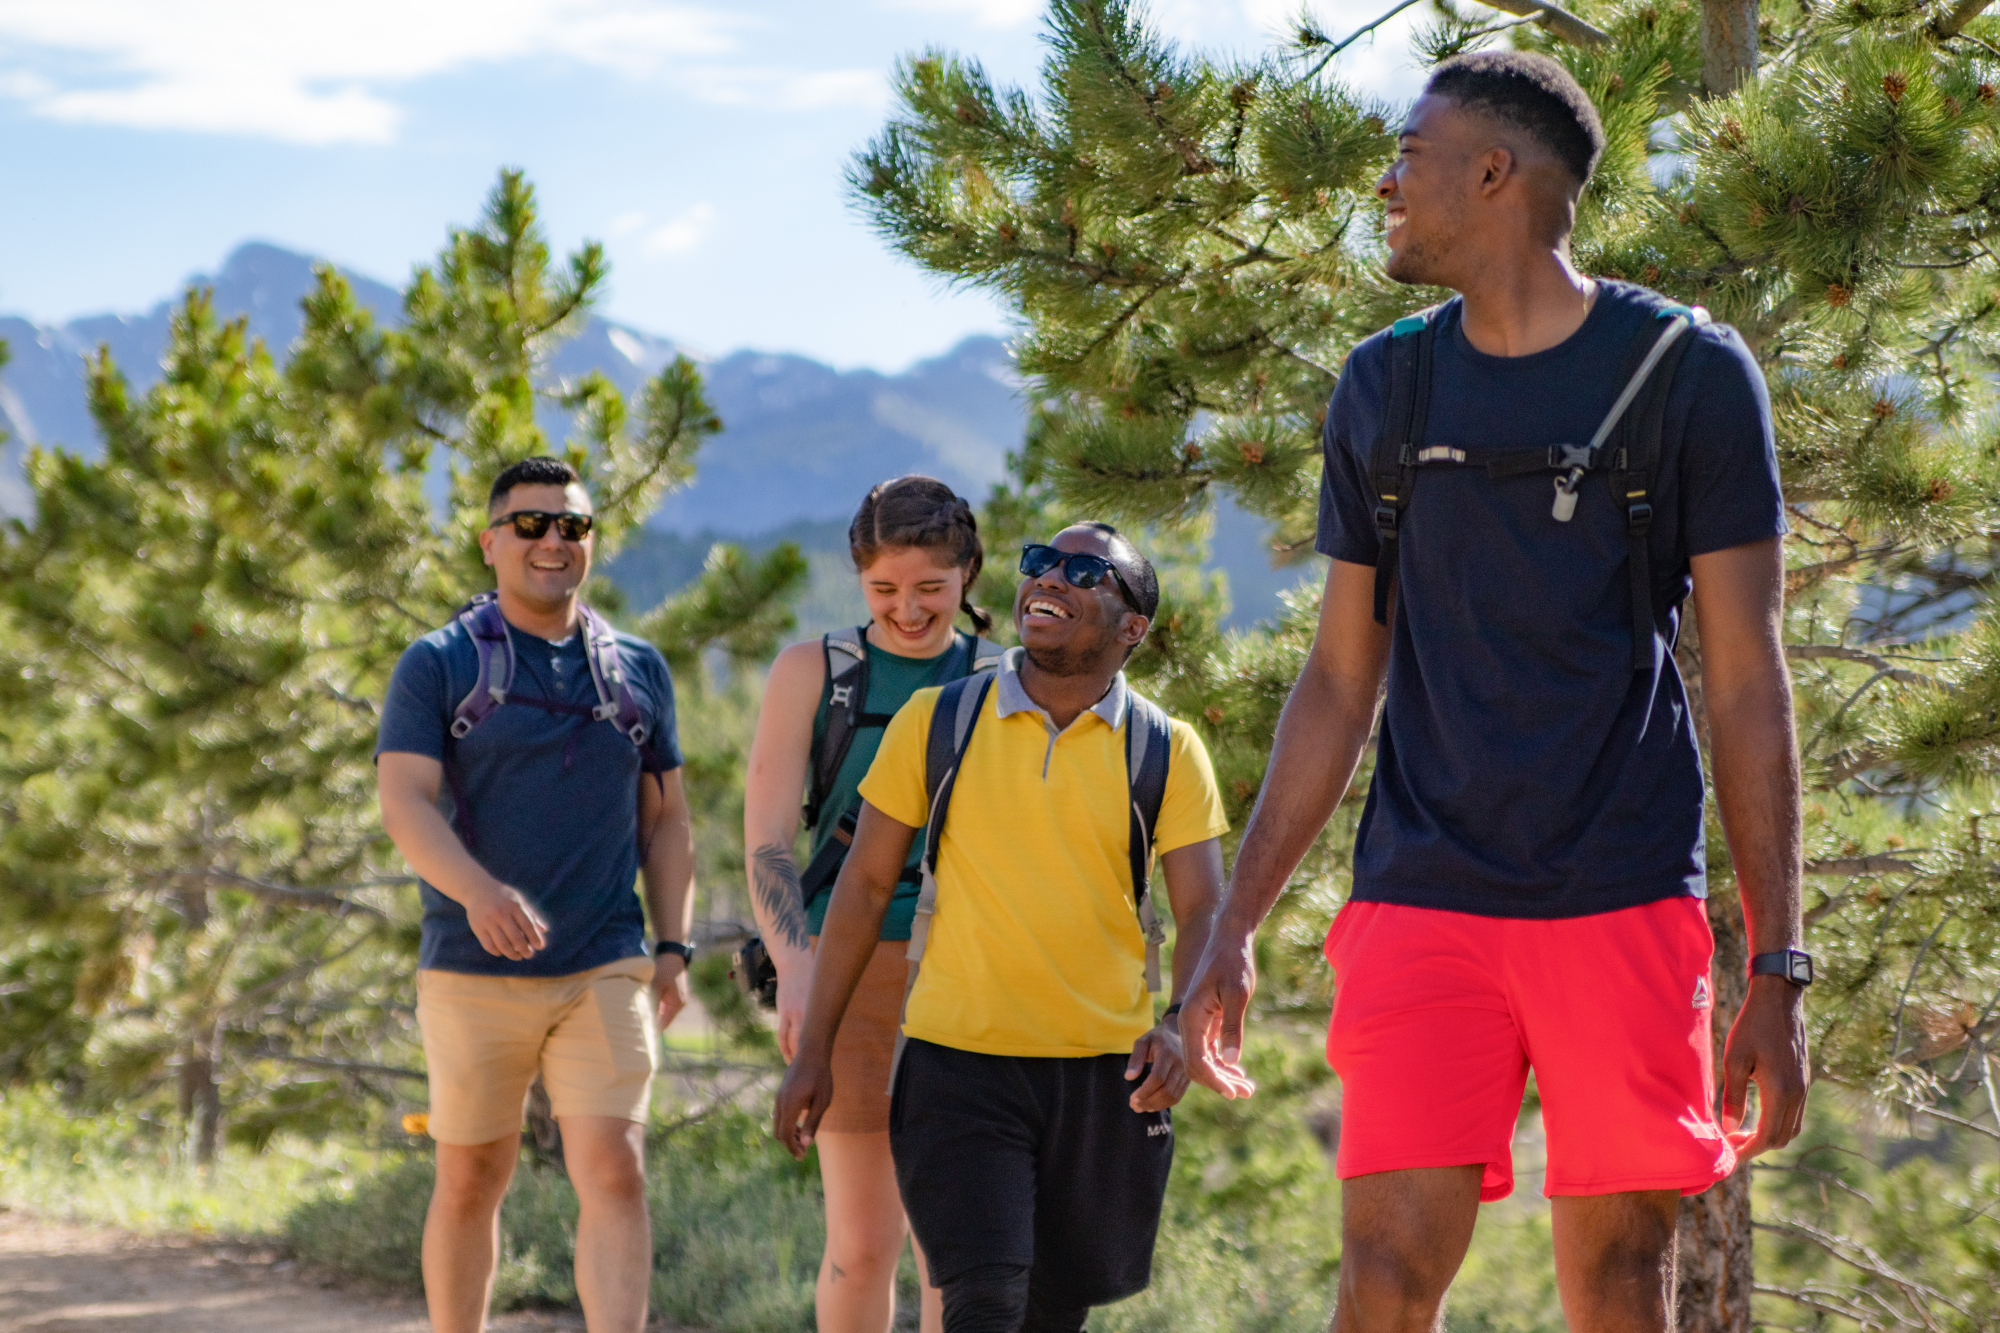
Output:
[848, 475, 993, 635]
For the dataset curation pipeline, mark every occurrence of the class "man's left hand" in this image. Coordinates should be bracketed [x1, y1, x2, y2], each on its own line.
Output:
[653, 955, 691, 1032]
[1126, 1021, 1191, 1113]
[1721, 974, 1809, 1159]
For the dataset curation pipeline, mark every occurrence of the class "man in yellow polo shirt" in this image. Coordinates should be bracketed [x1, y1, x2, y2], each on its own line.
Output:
[775, 522, 1229, 1333]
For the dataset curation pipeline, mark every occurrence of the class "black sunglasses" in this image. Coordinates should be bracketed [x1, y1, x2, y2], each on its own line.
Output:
[1019, 543, 1141, 614]
[488, 510, 595, 542]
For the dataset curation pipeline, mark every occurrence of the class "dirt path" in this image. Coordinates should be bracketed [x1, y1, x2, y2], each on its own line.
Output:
[0, 1208, 648, 1332]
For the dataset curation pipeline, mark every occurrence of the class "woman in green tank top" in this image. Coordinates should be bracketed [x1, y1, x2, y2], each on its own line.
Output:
[744, 476, 993, 1333]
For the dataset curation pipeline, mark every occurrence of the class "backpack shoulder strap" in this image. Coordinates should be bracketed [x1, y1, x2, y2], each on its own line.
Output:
[888, 671, 994, 1093]
[449, 593, 515, 740]
[1370, 307, 1441, 626]
[1609, 306, 1709, 671]
[967, 633, 1005, 672]
[805, 626, 870, 829]
[579, 605, 653, 750]
[1124, 689, 1172, 993]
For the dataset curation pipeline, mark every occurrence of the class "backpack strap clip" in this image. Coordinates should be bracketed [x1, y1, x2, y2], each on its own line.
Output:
[1370, 308, 1440, 626]
[450, 593, 515, 740]
[1610, 305, 1709, 668]
[1124, 692, 1172, 993]
[805, 627, 870, 830]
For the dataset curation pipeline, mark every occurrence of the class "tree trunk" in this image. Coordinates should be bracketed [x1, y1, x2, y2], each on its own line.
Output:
[1670, 616, 1756, 1333]
[177, 1020, 222, 1167]
[1676, 890, 1753, 1333]
[174, 883, 223, 1167]
[1701, 0, 1759, 94]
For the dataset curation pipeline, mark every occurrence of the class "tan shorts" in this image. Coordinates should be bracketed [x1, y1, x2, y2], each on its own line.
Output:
[816, 938, 911, 1134]
[416, 957, 658, 1145]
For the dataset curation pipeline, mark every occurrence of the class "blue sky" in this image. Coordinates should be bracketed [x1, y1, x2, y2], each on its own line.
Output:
[0, 0, 1435, 371]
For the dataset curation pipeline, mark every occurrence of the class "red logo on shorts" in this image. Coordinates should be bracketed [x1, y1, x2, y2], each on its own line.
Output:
[1692, 977, 1711, 1009]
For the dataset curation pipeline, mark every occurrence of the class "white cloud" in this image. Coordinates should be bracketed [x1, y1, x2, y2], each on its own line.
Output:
[0, 0, 746, 143]
[880, 0, 1043, 28]
[641, 202, 716, 255]
[682, 66, 886, 111]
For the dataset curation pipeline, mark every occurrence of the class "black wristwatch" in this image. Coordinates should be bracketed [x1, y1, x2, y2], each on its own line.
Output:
[652, 939, 695, 963]
[1749, 949, 1813, 987]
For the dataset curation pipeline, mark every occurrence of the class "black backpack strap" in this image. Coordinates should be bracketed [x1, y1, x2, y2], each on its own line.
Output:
[889, 671, 995, 1092]
[1124, 690, 1172, 992]
[805, 626, 870, 829]
[1609, 307, 1707, 670]
[1370, 310, 1439, 626]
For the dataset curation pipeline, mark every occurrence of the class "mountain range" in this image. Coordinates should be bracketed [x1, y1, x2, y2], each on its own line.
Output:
[0, 243, 1315, 627]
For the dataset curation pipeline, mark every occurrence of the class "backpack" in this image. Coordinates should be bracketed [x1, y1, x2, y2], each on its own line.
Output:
[1367, 301, 1709, 671]
[797, 625, 1004, 902]
[442, 591, 660, 852]
[885, 668, 1173, 1090]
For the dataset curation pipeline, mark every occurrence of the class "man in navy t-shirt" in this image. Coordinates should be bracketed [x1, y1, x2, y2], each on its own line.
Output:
[1181, 52, 1809, 1333]
[377, 456, 695, 1333]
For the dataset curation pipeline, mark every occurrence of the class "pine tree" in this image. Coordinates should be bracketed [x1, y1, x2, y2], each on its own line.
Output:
[856, 2, 2000, 1328]
[0, 171, 806, 1161]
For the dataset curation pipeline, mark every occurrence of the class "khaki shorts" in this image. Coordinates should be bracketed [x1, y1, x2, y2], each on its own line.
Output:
[815, 938, 911, 1135]
[416, 957, 658, 1145]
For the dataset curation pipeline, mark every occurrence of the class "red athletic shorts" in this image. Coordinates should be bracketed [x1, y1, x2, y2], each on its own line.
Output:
[1324, 897, 1734, 1200]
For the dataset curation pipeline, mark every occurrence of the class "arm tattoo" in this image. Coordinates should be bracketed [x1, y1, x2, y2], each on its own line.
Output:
[750, 842, 811, 951]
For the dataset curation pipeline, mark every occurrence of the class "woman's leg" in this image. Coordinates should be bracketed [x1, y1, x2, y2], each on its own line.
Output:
[816, 1129, 940, 1333]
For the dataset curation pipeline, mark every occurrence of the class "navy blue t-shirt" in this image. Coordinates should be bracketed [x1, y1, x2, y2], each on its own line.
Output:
[1316, 282, 1785, 919]
[376, 614, 683, 975]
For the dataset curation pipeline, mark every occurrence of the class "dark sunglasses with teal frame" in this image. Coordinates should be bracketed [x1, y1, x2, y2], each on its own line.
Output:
[488, 510, 595, 542]
[1019, 542, 1142, 614]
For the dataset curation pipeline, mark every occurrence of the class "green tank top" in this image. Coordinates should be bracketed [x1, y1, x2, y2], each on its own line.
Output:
[803, 633, 975, 940]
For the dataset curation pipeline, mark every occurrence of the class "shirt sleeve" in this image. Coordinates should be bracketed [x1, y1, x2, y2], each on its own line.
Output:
[1314, 338, 1390, 566]
[1678, 326, 1788, 556]
[1153, 719, 1229, 857]
[857, 687, 940, 830]
[636, 644, 684, 774]
[375, 638, 450, 762]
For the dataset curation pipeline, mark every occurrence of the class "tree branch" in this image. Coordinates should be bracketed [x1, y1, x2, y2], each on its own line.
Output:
[184, 869, 402, 922]
[250, 1048, 426, 1082]
[1804, 854, 1920, 876]
[1823, 1077, 2000, 1142]
[1478, 0, 1612, 47]
[1932, 0, 1994, 38]
[1786, 644, 1948, 691]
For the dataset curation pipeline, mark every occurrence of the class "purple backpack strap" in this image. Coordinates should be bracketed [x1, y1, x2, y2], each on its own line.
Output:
[580, 605, 651, 749]
[449, 593, 516, 739]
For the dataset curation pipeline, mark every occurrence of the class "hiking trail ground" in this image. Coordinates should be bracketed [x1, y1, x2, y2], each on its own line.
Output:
[0, 1209, 709, 1332]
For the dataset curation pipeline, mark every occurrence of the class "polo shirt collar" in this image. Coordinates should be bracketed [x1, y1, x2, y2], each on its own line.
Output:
[993, 646, 1129, 731]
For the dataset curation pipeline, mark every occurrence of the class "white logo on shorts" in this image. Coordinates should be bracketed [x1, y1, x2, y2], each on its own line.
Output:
[1147, 1122, 1171, 1137]
[1692, 976, 1711, 1009]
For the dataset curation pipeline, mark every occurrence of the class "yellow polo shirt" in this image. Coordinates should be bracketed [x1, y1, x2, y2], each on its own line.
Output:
[858, 656, 1228, 1058]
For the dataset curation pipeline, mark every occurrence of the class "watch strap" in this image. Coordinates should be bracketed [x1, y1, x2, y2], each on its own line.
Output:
[652, 939, 695, 962]
[1749, 949, 1812, 986]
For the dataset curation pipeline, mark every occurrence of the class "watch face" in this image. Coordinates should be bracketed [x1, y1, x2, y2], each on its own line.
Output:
[1788, 952, 1814, 985]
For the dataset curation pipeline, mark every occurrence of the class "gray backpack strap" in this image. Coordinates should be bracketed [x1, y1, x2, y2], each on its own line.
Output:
[1125, 691, 1172, 992]
[887, 671, 993, 1093]
[805, 626, 869, 829]
[448, 593, 515, 739]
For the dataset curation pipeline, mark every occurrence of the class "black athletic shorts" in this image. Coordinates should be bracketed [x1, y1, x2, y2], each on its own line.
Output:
[889, 1037, 1175, 1308]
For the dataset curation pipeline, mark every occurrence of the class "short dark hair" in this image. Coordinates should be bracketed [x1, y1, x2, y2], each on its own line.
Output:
[488, 456, 581, 513]
[1425, 51, 1605, 186]
[1078, 521, 1160, 621]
